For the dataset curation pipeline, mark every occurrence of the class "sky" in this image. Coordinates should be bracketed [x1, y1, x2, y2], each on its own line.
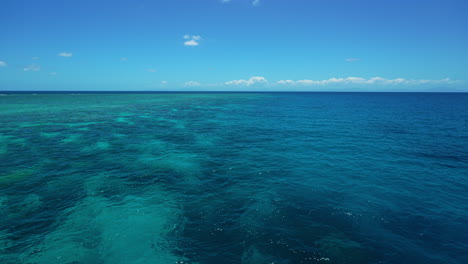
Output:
[0, 0, 467, 91]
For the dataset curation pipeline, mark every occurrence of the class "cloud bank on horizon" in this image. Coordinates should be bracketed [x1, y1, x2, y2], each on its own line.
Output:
[144, 76, 463, 91]
[215, 76, 461, 90]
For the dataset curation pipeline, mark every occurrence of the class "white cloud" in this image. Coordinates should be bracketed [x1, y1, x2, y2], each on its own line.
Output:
[220, 0, 260, 7]
[147, 69, 157, 72]
[346, 58, 361, 62]
[161, 81, 168, 84]
[0, 61, 6, 67]
[184, 39, 199, 46]
[58, 52, 72, 57]
[23, 64, 40, 71]
[32, 56, 39, 60]
[121, 57, 128, 62]
[226, 76, 268, 86]
[277, 80, 295, 85]
[49, 72, 58, 76]
[276, 77, 458, 86]
[184, 81, 201, 87]
[183, 35, 202, 46]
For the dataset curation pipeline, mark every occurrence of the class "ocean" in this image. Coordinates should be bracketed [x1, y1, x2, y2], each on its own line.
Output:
[0, 92, 467, 264]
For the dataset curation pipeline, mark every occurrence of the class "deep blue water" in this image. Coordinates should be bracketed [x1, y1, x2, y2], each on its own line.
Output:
[0, 92, 467, 264]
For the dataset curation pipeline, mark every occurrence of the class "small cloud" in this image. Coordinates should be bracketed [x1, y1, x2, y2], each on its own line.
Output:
[58, 52, 73, 57]
[161, 81, 168, 84]
[226, 76, 268, 86]
[0, 61, 6, 67]
[183, 35, 202, 46]
[147, 69, 157, 72]
[184, 81, 201, 87]
[32, 56, 39, 60]
[221, 0, 259, 7]
[49, 72, 58, 76]
[184, 39, 199, 46]
[346, 58, 361, 62]
[121, 57, 128, 62]
[24, 64, 40, 71]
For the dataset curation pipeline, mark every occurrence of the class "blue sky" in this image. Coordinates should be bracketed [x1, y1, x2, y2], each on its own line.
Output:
[0, 0, 467, 91]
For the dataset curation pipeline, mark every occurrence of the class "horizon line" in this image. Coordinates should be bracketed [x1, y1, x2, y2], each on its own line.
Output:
[1, 91, 468, 94]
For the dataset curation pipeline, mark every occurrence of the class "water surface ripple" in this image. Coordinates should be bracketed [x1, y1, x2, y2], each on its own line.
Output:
[0, 93, 467, 264]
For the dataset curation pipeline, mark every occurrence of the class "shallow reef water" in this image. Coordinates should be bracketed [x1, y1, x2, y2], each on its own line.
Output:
[0, 92, 467, 264]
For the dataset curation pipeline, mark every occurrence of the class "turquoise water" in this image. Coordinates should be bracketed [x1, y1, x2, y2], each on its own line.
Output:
[0, 92, 467, 264]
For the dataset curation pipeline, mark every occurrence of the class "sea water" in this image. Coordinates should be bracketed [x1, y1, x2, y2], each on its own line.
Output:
[0, 92, 467, 264]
